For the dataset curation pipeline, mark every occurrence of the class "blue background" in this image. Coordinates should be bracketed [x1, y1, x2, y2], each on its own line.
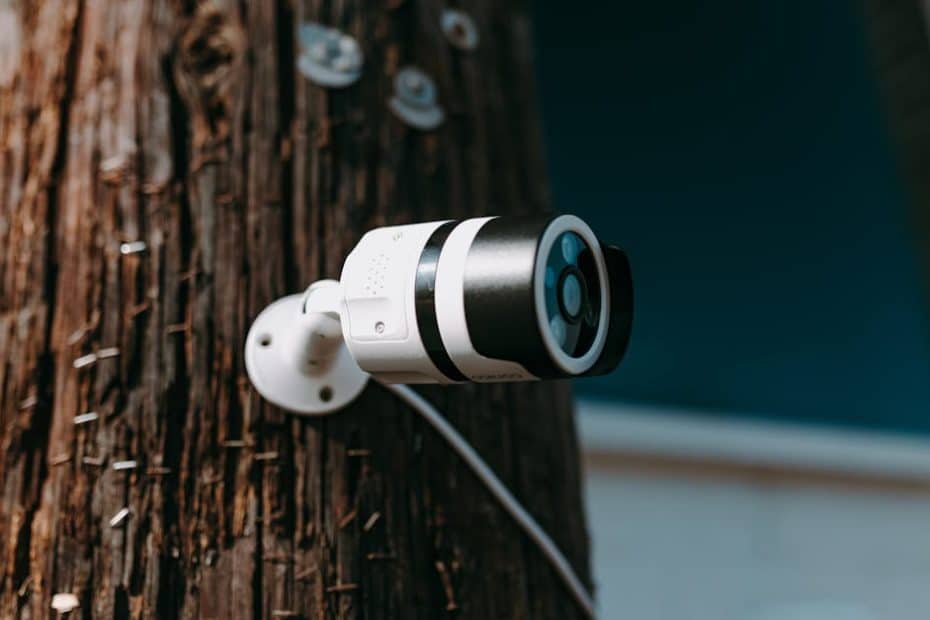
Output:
[533, 1, 930, 432]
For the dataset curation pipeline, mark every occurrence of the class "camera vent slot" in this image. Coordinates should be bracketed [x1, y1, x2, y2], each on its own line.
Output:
[364, 251, 390, 296]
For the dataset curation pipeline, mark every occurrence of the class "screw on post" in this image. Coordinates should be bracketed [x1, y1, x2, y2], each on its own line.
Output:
[441, 9, 479, 51]
[388, 66, 445, 130]
[297, 22, 363, 88]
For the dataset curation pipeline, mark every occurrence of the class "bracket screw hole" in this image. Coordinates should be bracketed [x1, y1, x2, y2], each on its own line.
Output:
[319, 386, 333, 402]
[259, 334, 272, 347]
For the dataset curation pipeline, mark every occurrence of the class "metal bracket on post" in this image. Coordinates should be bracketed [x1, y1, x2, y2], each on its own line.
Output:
[244, 279, 369, 415]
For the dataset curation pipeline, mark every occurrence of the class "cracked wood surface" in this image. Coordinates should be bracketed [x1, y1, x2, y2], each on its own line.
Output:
[865, 0, 930, 288]
[0, 1, 590, 618]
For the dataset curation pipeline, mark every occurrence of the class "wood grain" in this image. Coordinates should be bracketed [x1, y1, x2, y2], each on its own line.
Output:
[866, 0, 930, 289]
[0, 1, 590, 617]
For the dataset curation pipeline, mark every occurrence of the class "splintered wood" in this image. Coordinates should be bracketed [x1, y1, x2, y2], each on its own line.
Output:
[0, 0, 589, 616]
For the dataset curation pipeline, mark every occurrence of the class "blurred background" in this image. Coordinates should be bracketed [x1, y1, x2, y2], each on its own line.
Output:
[533, 1, 930, 618]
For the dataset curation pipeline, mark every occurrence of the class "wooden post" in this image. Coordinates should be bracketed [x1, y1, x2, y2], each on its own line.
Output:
[0, 1, 591, 617]
[866, 1, 930, 282]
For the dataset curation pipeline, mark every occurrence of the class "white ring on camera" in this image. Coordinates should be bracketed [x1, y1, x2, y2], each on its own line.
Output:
[534, 215, 610, 375]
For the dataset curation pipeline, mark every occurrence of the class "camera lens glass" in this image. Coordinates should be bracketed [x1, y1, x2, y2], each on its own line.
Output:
[560, 272, 583, 319]
[543, 232, 602, 356]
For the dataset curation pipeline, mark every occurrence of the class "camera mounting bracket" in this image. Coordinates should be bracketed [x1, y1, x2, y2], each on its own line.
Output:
[244, 279, 369, 416]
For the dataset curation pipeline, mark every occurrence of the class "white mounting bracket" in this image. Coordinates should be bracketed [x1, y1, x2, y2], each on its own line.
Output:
[244, 279, 369, 416]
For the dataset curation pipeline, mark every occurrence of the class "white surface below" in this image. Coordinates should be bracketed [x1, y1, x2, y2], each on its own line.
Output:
[579, 400, 930, 619]
[586, 469, 930, 620]
[578, 399, 930, 478]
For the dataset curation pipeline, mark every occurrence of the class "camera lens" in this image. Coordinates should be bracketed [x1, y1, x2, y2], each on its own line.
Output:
[543, 232, 601, 357]
[558, 269, 585, 321]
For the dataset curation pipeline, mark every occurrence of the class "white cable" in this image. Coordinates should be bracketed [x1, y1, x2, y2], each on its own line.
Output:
[380, 382, 597, 619]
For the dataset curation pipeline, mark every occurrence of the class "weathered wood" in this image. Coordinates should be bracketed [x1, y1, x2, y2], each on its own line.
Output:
[865, 1, 930, 284]
[0, 1, 591, 618]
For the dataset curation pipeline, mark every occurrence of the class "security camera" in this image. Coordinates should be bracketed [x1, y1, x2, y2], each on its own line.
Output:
[341, 214, 632, 383]
[243, 214, 628, 617]
[244, 214, 632, 414]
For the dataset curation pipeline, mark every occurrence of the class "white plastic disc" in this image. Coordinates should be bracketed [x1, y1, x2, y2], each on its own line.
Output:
[245, 293, 369, 416]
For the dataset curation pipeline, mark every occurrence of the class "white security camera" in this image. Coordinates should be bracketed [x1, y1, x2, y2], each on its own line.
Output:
[243, 213, 628, 617]
[244, 214, 632, 414]
[341, 214, 632, 382]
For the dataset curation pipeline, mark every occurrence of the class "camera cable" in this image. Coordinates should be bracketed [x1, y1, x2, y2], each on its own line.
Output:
[380, 381, 597, 619]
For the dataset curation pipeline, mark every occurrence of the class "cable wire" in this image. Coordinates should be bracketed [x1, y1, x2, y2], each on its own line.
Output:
[380, 382, 597, 619]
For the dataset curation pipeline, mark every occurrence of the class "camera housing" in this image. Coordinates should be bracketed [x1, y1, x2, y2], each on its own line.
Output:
[245, 213, 632, 413]
[339, 214, 633, 384]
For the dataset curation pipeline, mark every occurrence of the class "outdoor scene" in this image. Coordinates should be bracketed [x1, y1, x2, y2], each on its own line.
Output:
[1, 1, 929, 619]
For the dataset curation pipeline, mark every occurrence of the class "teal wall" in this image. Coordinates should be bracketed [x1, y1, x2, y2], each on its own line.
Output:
[534, 2, 930, 432]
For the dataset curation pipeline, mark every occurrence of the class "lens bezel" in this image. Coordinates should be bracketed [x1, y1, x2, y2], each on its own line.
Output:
[533, 215, 610, 375]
